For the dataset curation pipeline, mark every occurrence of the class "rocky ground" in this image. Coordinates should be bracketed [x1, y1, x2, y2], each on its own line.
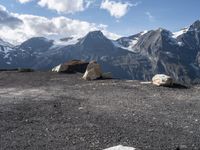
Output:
[0, 71, 200, 150]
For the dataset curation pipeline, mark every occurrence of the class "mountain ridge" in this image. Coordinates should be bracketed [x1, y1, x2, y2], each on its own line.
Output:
[1, 20, 200, 83]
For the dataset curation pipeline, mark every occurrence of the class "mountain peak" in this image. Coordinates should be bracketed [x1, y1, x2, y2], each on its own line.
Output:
[20, 37, 54, 52]
[21, 37, 54, 45]
[79, 30, 109, 44]
[77, 30, 116, 53]
[156, 28, 170, 33]
[154, 28, 173, 38]
[85, 30, 105, 39]
[24, 37, 53, 43]
[189, 20, 200, 31]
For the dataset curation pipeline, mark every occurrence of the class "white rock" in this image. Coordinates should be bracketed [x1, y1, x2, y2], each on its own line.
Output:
[104, 145, 137, 150]
[152, 74, 173, 86]
[82, 61, 102, 80]
[52, 64, 69, 72]
[52, 64, 62, 72]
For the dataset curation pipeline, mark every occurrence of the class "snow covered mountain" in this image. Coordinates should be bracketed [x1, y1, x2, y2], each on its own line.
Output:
[0, 39, 15, 67]
[1, 20, 200, 83]
[114, 31, 148, 52]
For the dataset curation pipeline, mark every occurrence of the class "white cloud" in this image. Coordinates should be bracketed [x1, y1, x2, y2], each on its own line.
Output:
[100, 0, 132, 19]
[37, 0, 94, 14]
[102, 30, 120, 40]
[145, 11, 155, 22]
[0, 4, 120, 44]
[17, 0, 32, 4]
[16, 0, 95, 13]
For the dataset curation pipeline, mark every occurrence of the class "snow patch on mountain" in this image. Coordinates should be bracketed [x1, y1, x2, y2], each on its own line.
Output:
[112, 39, 138, 52]
[0, 46, 13, 54]
[177, 42, 183, 46]
[140, 30, 148, 35]
[0, 39, 15, 64]
[172, 27, 189, 38]
[113, 31, 148, 52]
[159, 29, 184, 46]
[6, 62, 11, 65]
[0, 39, 14, 47]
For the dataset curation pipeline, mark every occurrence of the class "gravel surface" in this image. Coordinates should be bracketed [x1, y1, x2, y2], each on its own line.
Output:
[0, 71, 200, 150]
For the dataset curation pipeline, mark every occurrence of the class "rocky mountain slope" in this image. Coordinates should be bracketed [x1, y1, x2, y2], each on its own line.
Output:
[1, 20, 200, 83]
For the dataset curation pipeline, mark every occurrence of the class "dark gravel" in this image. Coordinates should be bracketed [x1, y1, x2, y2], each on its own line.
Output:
[0, 71, 200, 150]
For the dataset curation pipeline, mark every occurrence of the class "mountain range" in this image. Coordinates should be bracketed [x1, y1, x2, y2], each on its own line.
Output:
[1, 20, 200, 83]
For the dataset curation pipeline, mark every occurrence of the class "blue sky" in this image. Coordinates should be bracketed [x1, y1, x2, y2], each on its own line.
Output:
[0, 0, 200, 43]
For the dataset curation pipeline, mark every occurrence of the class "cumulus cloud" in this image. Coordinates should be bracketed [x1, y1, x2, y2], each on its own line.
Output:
[16, 0, 95, 14]
[37, 0, 94, 14]
[0, 4, 120, 44]
[100, 0, 132, 18]
[0, 5, 23, 29]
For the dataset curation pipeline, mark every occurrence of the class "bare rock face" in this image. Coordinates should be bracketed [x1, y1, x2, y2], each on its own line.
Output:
[82, 61, 102, 80]
[52, 60, 89, 73]
[152, 74, 173, 86]
[104, 145, 138, 150]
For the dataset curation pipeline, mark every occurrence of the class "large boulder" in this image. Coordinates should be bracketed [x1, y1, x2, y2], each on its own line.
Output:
[52, 60, 89, 73]
[82, 61, 102, 80]
[152, 74, 173, 86]
[104, 145, 138, 150]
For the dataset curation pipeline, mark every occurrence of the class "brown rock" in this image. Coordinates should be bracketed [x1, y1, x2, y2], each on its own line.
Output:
[82, 61, 102, 80]
[52, 60, 89, 73]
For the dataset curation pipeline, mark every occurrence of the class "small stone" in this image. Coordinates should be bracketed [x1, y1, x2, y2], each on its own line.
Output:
[176, 145, 188, 150]
[78, 107, 84, 110]
[104, 145, 138, 150]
